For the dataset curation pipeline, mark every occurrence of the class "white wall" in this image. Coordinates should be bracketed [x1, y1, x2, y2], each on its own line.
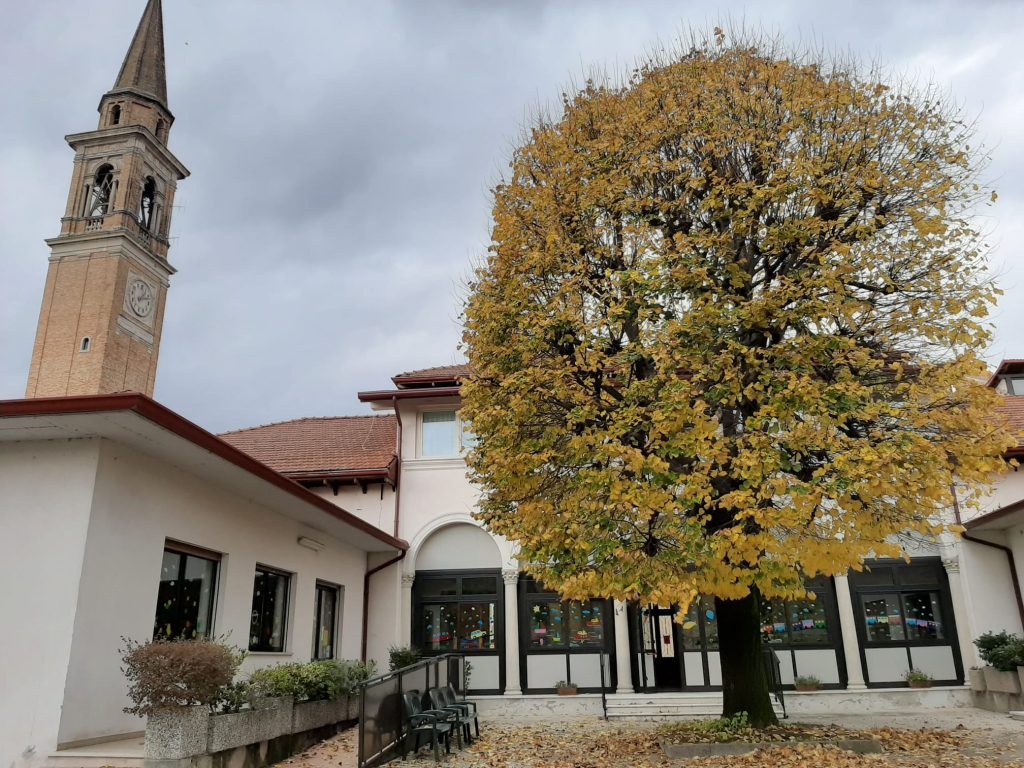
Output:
[962, 465, 1024, 522]
[311, 483, 396, 533]
[959, 534, 1024, 640]
[57, 439, 371, 746]
[0, 439, 101, 768]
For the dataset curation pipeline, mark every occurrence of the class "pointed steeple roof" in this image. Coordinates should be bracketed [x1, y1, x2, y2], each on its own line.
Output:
[111, 0, 168, 108]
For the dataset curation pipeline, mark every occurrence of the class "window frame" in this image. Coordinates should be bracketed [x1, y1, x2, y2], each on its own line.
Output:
[849, 561, 953, 649]
[312, 581, 341, 660]
[520, 576, 612, 654]
[152, 541, 220, 641]
[417, 407, 476, 458]
[759, 576, 839, 649]
[249, 564, 293, 653]
[412, 569, 502, 656]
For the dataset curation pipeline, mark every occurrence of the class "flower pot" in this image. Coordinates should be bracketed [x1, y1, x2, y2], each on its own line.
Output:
[794, 684, 819, 692]
[969, 669, 987, 693]
[557, 686, 578, 696]
[907, 680, 932, 689]
[983, 666, 1022, 694]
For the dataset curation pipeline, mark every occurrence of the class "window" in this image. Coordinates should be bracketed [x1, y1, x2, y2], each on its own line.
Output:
[524, 578, 608, 650]
[155, 119, 166, 141]
[419, 410, 477, 457]
[414, 572, 499, 653]
[849, 560, 950, 645]
[313, 583, 340, 660]
[1006, 376, 1024, 396]
[760, 584, 832, 647]
[139, 176, 157, 231]
[679, 596, 719, 650]
[249, 566, 291, 652]
[111, 104, 121, 125]
[80, 336, 91, 352]
[153, 544, 218, 640]
[87, 164, 114, 217]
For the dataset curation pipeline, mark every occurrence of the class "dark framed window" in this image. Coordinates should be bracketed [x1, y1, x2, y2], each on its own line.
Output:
[313, 582, 340, 660]
[249, 566, 291, 652]
[523, 577, 609, 651]
[760, 577, 835, 647]
[413, 571, 500, 654]
[153, 544, 219, 640]
[678, 596, 720, 651]
[850, 563, 948, 644]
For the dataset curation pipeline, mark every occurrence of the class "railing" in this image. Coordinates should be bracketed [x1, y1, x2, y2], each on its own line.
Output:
[762, 647, 786, 719]
[357, 654, 465, 768]
[598, 651, 611, 719]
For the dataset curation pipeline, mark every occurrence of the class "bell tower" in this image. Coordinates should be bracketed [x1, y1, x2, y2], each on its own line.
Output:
[25, 0, 188, 399]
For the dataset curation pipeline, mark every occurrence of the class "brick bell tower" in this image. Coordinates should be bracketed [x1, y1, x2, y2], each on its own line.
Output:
[25, 0, 188, 398]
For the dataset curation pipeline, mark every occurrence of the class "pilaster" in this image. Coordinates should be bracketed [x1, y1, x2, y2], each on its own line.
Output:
[502, 569, 522, 694]
[833, 573, 867, 689]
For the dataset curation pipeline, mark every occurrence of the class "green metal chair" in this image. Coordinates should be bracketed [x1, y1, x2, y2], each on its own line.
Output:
[401, 692, 452, 762]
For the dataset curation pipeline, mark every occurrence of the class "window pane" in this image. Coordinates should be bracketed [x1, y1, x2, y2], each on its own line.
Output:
[461, 421, 478, 450]
[530, 601, 565, 648]
[250, 568, 289, 652]
[903, 591, 945, 640]
[315, 585, 337, 660]
[419, 578, 458, 597]
[701, 597, 719, 649]
[852, 568, 895, 587]
[898, 566, 940, 587]
[153, 549, 217, 641]
[567, 601, 605, 648]
[462, 576, 498, 595]
[421, 411, 458, 457]
[421, 603, 458, 651]
[458, 603, 496, 650]
[861, 594, 906, 642]
[787, 596, 829, 646]
[680, 602, 702, 650]
[760, 599, 788, 645]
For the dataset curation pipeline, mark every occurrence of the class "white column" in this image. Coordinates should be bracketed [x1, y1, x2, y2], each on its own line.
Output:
[944, 557, 978, 669]
[833, 573, 867, 689]
[502, 568, 522, 694]
[613, 600, 635, 694]
[400, 572, 415, 646]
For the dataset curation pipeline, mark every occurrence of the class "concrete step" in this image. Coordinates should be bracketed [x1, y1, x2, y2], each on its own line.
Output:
[43, 756, 142, 768]
[605, 693, 784, 720]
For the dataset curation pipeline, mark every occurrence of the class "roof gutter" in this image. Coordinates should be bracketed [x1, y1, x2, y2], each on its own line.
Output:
[952, 484, 1024, 630]
[358, 386, 462, 404]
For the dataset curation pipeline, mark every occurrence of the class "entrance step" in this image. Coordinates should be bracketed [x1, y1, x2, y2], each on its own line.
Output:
[605, 692, 784, 720]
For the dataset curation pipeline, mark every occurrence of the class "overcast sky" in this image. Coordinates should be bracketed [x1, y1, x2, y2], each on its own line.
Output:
[1, 1, 1022, 433]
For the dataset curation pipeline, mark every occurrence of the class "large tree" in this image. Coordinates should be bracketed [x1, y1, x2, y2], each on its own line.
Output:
[461, 31, 1013, 725]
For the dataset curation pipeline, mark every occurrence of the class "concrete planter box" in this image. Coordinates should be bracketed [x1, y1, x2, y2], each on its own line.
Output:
[983, 666, 1022, 694]
[292, 697, 351, 732]
[145, 706, 210, 759]
[1018, 667, 1024, 694]
[969, 669, 987, 692]
[207, 697, 292, 754]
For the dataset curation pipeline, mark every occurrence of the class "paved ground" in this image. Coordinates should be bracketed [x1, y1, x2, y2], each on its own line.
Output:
[276, 708, 1023, 767]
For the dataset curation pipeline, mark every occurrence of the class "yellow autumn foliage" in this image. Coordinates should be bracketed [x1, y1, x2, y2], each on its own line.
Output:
[461, 32, 1014, 609]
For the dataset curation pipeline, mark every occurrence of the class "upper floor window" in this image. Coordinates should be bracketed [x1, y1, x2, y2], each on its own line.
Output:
[87, 164, 114, 217]
[1006, 376, 1024, 396]
[110, 104, 121, 126]
[420, 410, 476, 457]
[140, 176, 157, 230]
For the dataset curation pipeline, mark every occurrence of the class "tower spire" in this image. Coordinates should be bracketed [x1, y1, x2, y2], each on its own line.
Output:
[111, 0, 168, 109]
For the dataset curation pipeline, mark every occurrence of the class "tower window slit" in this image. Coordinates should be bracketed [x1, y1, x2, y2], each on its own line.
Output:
[111, 105, 121, 126]
[87, 164, 114, 218]
[80, 337, 91, 353]
[140, 177, 157, 231]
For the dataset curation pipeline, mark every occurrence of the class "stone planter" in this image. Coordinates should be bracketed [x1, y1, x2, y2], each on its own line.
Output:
[983, 666, 1022, 694]
[907, 680, 932, 689]
[145, 705, 210, 759]
[207, 698, 292, 754]
[557, 686, 578, 696]
[794, 684, 819, 692]
[346, 694, 360, 721]
[1018, 667, 1024, 694]
[292, 697, 350, 732]
[969, 669, 987, 692]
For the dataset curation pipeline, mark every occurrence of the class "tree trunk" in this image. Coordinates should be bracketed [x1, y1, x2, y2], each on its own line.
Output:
[715, 588, 778, 727]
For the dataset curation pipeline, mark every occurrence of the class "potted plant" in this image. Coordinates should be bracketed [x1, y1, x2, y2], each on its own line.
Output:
[554, 680, 578, 696]
[976, 631, 1024, 694]
[793, 675, 820, 692]
[904, 668, 932, 689]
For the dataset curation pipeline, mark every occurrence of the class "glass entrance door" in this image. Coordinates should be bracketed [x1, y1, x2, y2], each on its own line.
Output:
[631, 601, 722, 691]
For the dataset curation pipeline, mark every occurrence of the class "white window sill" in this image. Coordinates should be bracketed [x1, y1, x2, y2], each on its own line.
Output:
[404, 457, 467, 470]
[247, 651, 293, 657]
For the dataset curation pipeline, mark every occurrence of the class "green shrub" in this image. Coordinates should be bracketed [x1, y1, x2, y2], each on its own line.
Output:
[904, 668, 932, 683]
[388, 646, 421, 672]
[120, 637, 245, 715]
[975, 631, 1024, 671]
[249, 659, 377, 701]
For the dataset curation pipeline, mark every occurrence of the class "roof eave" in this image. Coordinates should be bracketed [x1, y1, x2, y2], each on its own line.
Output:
[358, 386, 462, 404]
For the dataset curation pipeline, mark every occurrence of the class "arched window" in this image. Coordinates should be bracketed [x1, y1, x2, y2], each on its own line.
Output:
[155, 119, 166, 141]
[139, 176, 157, 230]
[111, 105, 121, 126]
[87, 164, 114, 217]
[80, 337, 91, 353]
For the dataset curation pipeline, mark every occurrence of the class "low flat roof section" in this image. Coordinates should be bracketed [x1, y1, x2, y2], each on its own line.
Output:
[0, 393, 408, 553]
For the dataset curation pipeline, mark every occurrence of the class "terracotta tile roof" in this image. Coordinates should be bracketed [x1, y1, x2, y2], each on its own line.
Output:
[392, 364, 472, 383]
[220, 415, 397, 476]
[998, 397, 1024, 450]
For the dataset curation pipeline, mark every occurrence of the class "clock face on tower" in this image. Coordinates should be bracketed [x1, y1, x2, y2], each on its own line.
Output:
[127, 279, 154, 319]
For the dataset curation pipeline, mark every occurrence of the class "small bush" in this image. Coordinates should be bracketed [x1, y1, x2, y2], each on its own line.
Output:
[904, 668, 932, 683]
[121, 637, 245, 716]
[249, 659, 377, 702]
[388, 645, 421, 672]
[214, 680, 255, 714]
[975, 631, 1024, 671]
[793, 675, 820, 688]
